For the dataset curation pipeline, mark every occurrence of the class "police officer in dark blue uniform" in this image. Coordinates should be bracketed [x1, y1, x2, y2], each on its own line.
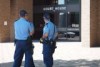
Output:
[13, 10, 35, 67]
[40, 13, 58, 67]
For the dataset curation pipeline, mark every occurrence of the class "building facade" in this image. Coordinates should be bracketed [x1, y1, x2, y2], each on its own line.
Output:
[0, 0, 99, 47]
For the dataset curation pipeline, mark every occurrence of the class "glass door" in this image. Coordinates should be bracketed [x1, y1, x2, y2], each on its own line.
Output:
[66, 12, 80, 41]
[33, 0, 81, 41]
[57, 12, 67, 40]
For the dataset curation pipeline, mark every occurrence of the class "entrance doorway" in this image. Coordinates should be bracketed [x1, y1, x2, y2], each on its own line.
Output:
[33, 0, 81, 41]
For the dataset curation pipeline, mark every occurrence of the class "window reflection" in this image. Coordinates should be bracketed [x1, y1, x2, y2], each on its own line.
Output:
[33, 0, 81, 41]
[34, 0, 79, 6]
[66, 12, 80, 41]
[67, 12, 79, 28]
[34, 0, 66, 5]
[58, 13, 66, 27]
[58, 0, 65, 5]
[67, 0, 79, 4]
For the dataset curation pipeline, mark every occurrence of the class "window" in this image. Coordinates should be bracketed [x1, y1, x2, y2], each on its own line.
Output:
[33, 0, 81, 41]
[58, 13, 66, 27]
[67, 12, 79, 28]
[67, 0, 79, 4]
[66, 12, 80, 41]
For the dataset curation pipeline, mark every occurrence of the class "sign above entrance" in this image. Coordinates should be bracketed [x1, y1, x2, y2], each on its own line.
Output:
[43, 6, 67, 11]
[34, 5, 67, 13]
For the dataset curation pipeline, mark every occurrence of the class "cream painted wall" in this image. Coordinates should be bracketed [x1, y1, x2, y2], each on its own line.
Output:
[81, 0, 90, 47]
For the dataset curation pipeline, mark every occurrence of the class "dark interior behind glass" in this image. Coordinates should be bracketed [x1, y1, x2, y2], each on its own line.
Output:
[33, 0, 81, 41]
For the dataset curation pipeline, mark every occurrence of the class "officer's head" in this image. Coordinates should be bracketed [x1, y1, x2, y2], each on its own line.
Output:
[19, 10, 28, 19]
[43, 13, 50, 23]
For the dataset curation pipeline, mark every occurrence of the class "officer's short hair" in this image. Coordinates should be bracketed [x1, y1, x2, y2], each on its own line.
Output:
[43, 13, 50, 20]
[20, 10, 28, 17]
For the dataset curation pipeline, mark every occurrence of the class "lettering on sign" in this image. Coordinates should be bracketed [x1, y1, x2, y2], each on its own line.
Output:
[43, 6, 67, 11]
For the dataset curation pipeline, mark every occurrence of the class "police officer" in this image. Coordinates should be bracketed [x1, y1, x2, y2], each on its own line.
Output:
[41, 13, 58, 67]
[13, 10, 35, 67]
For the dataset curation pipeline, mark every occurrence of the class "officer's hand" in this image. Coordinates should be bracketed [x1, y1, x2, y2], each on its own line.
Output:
[40, 38, 43, 43]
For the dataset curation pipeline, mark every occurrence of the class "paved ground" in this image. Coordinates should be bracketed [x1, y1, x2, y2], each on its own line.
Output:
[1, 60, 100, 67]
[0, 42, 100, 67]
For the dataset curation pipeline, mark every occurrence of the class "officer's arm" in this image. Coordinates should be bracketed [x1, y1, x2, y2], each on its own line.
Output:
[55, 26, 58, 39]
[29, 23, 34, 36]
[30, 31, 34, 36]
[42, 33, 48, 39]
[42, 26, 49, 39]
[55, 33, 58, 37]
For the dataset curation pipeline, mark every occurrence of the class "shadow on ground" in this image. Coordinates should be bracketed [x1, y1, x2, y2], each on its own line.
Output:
[0, 59, 100, 67]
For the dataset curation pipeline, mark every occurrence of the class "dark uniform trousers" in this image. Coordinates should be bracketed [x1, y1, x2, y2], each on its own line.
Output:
[43, 42, 56, 67]
[13, 40, 35, 67]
